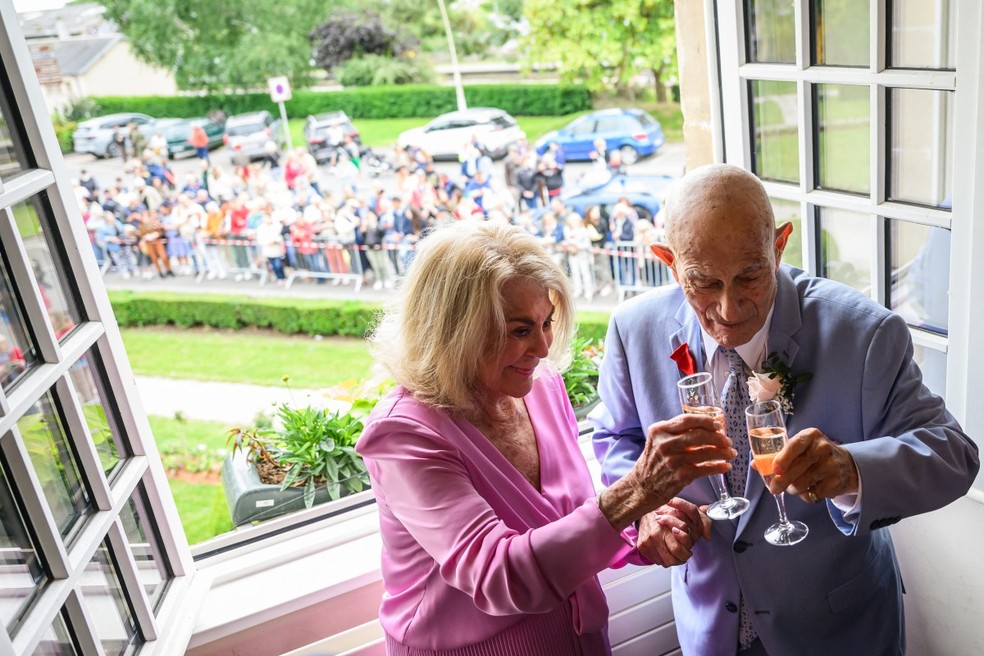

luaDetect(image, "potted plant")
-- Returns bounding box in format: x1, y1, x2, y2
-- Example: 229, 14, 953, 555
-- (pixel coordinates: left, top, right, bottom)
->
563, 336, 604, 420
221, 377, 385, 526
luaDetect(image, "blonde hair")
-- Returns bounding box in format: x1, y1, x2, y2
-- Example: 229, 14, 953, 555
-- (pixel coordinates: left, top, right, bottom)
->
369, 221, 575, 412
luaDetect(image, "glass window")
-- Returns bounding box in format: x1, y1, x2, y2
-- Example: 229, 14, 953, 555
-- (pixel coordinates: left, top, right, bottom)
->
0, 250, 36, 390
772, 199, 803, 269
569, 119, 597, 137
13, 196, 82, 337
818, 207, 873, 295
888, 88, 953, 207
746, 0, 796, 63
120, 483, 171, 609
815, 84, 870, 195
913, 345, 947, 398
751, 80, 799, 183
31, 610, 78, 655
79, 541, 140, 655
70, 348, 130, 477
0, 75, 28, 178
0, 456, 48, 633
813, 0, 870, 66
889, 220, 949, 334
890, 0, 955, 69
17, 391, 92, 540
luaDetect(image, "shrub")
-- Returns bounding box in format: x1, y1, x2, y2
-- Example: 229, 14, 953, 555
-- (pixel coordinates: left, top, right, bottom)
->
51, 117, 76, 153
336, 54, 434, 87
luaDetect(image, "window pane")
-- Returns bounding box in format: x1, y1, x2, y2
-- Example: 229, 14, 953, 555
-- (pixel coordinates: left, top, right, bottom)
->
32, 610, 78, 655
79, 542, 140, 656
913, 345, 946, 399
890, 0, 955, 69
816, 84, 870, 194
13, 196, 82, 339
0, 250, 36, 390
0, 76, 27, 177
813, 0, 870, 66
71, 348, 130, 477
0, 456, 48, 632
120, 483, 171, 608
772, 199, 803, 269
888, 88, 953, 207
889, 220, 949, 334
818, 207, 873, 295
746, 0, 796, 63
751, 80, 799, 183
17, 391, 91, 540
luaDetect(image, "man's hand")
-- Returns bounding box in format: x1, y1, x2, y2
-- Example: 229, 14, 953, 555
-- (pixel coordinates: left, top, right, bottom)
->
768, 427, 859, 504
636, 499, 712, 566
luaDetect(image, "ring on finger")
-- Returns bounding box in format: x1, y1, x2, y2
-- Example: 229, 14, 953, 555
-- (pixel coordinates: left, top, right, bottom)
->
807, 487, 819, 504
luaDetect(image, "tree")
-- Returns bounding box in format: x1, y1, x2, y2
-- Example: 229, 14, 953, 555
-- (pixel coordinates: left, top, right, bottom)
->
101, 0, 329, 92
522, 0, 677, 98
308, 9, 416, 74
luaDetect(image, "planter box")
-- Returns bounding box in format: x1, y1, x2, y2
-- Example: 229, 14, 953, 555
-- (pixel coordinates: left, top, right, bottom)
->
221, 452, 349, 526
573, 396, 601, 421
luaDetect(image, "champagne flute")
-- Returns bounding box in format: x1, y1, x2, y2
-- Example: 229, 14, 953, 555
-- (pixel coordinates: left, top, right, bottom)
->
745, 399, 809, 546
677, 372, 750, 520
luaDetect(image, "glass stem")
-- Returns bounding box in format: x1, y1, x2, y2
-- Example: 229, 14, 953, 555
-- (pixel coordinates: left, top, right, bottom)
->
710, 474, 733, 504
772, 492, 791, 527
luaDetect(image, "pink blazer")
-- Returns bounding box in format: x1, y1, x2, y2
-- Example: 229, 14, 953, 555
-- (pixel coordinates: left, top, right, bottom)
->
357, 372, 640, 654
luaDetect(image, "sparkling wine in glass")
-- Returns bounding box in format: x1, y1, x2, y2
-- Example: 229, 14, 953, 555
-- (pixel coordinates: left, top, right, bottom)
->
745, 399, 808, 546
677, 372, 750, 520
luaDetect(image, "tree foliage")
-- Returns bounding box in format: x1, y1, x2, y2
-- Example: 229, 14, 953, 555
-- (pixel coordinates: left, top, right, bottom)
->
101, 0, 329, 92
308, 9, 417, 73
523, 0, 677, 97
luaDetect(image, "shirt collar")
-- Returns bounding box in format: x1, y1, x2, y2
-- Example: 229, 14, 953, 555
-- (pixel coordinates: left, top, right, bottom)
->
700, 305, 776, 372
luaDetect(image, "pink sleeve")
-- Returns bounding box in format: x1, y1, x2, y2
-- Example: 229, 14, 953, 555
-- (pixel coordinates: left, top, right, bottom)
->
362, 417, 635, 616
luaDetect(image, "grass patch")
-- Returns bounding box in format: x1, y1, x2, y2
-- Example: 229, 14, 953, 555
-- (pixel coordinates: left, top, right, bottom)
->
167, 478, 234, 544
121, 327, 374, 389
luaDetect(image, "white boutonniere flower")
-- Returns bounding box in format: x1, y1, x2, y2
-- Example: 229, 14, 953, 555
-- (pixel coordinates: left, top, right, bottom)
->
749, 352, 813, 415
747, 371, 782, 403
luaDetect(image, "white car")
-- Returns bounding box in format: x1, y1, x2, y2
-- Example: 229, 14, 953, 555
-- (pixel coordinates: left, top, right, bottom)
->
396, 108, 526, 160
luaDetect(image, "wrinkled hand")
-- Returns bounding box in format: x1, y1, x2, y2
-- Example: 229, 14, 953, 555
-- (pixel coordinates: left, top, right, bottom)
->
629, 413, 734, 511
768, 427, 859, 503
637, 498, 712, 566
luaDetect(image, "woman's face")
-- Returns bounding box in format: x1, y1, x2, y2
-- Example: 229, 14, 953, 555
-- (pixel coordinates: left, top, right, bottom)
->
478, 276, 555, 402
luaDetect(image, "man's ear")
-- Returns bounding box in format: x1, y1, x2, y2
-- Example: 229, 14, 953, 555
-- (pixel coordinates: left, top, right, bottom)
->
650, 242, 674, 268
774, 222, 793, 263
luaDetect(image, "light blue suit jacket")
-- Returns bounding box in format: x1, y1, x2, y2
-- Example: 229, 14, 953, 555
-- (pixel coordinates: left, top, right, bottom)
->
591, 265, 979, 656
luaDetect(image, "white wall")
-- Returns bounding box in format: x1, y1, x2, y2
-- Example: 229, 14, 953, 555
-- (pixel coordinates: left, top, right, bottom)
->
80, 40, 175, 98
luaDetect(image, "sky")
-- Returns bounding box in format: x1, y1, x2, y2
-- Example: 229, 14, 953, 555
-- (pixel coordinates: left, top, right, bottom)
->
14, 0, 68, 12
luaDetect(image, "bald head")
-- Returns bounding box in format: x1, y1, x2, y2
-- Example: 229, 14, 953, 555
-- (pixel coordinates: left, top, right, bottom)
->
661, 163, 775, 253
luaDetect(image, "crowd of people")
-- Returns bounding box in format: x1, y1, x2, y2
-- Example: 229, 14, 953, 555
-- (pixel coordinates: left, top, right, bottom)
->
78, 129, 665, 299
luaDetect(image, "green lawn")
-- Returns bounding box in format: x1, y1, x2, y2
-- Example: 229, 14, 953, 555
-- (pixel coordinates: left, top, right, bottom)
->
121, 327, 375, 389
167, 479, 235, 545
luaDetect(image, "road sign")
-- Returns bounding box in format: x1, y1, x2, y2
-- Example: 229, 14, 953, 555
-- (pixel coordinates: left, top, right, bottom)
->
268, 76, 292, 103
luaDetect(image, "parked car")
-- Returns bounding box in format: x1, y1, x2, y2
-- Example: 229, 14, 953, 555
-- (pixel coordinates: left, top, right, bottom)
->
562, 172, 676, 223
396, 107, 526, 160
72, 112, 154, 158
153, 117, 225, 159
534, 108, 665, 165
223, 110, 286, 165
303, 111, 361, 163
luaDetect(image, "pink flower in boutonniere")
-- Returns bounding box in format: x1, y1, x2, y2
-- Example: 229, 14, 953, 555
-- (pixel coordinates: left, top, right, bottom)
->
670, 342, 697, 377
748, 352, 813, 414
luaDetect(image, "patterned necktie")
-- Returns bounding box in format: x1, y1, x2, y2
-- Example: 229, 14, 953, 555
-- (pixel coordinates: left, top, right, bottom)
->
720, 347, 758, 650
720, 348, 751, 498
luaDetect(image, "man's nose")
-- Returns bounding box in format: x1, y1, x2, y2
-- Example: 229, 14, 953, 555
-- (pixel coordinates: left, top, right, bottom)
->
717, 287, 743, 320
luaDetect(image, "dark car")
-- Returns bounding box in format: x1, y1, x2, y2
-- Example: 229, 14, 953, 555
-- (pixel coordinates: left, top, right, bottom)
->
224, 110, 286, 165
534, 108, 665, 165
562, 172, 676, 222
154, 117, 225, 159
303, 111, 361, 163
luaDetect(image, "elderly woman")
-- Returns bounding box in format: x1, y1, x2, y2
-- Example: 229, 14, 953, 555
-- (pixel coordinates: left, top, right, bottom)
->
358, 221, 734, 655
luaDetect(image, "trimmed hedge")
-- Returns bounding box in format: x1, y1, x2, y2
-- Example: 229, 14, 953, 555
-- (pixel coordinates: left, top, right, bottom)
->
89, 84, 592, 120
108, 291, 610, 340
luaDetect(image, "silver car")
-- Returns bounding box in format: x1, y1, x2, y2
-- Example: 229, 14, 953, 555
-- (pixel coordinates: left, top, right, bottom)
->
72, 112, 154, 158
223, 110, 287, 166
396, 107, 526, 160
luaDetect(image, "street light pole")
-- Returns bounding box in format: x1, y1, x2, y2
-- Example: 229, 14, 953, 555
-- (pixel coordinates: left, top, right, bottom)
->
437, 0, 467, 111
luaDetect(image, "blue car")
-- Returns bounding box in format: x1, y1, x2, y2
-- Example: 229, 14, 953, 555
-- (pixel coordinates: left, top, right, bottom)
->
562, 173, 676, 223
535, 108, 665, 165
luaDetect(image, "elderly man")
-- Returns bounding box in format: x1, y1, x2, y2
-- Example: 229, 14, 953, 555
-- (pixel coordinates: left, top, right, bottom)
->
591, 163, 979, 656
